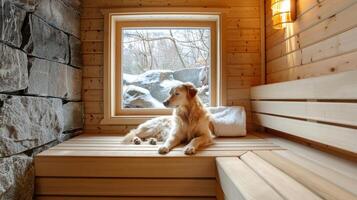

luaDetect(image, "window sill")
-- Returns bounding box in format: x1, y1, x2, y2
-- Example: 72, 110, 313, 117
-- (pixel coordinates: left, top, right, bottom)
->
100, 115, 168, 125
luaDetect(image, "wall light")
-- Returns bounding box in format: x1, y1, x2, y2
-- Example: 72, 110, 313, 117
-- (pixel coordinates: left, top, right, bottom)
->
271, 0, 296, 29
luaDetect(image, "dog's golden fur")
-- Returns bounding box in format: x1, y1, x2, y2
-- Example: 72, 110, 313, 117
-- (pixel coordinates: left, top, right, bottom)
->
123, 82, 214, 155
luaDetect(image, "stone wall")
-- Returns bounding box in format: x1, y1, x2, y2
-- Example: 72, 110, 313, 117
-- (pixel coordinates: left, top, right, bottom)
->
0, 0, 82, 199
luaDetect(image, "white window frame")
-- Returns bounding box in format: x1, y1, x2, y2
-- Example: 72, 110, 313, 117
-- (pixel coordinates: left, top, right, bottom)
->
101, 8, 224, 125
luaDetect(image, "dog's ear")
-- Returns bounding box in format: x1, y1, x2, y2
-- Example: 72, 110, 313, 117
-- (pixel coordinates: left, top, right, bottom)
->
186, 84, 198, 98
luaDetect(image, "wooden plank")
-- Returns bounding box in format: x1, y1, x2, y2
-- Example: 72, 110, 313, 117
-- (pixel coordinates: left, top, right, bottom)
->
82, 89, 103, 102
37, 149, 247, 157
82, 78, 103, 89
216, 157, 283, 200
267, 25, 357, 73
72, 134, 261, 140
60, 140, 274, 145
49, 136, 282, 150
226, 29, 261, 41
226, 18, 260, 29
226, 41, 260, 53
299, 2, 357, 49
81, 42, 103, 53
81, 8, 102, 19
82, 0, 259, 8
35, 178, 216, 196
81, 19, 104, 31
227, 77, 260, 89
49, 146, 281, 151
275, 150, 357, 196
82, 125, 135, 134
256, 134, 357, 180
227, 53, 261, 65
227, 7, 259, 18
82, 54, 103, 66
66, 139, 266, 144
267, 49, 357, 83
302, 26, 357, 64
84, 101, 103, 114
37, 197, 215, 200
227, 89, 250, 100
82, 66, 103, 78
84, 113, 103, 125
241, 152, 322, 200
251, 70, 357, 100
82, 0, 228, 7
266, 49, 301, 74
252, 101, 357, 126
35, 157, 216, 178
253, 113, 357, 154
81, 30, 104, 41
255, 151, 357, 200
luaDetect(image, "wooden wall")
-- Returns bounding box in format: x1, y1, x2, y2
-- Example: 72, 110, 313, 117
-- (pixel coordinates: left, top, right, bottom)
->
81, 0, 262, 133
265, 0, 357, 83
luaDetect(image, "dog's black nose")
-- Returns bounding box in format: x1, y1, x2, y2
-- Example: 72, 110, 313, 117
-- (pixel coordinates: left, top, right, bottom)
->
163, 101, 169, 107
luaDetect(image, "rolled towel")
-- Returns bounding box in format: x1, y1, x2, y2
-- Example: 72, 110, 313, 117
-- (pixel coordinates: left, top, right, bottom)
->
208, 106, 247, 137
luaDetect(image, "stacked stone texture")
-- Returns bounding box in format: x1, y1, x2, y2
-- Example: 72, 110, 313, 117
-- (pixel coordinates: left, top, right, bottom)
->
0, 0, 83, 199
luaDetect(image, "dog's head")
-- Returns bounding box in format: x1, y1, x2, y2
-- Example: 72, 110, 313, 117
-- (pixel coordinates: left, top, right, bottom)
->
163, 82, 198, 108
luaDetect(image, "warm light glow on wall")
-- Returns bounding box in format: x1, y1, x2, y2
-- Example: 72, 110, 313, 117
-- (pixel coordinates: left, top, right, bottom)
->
271, 0, 296, 29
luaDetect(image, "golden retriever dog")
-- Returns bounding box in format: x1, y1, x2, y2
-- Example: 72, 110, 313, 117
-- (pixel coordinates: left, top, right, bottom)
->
123, 82, 214, 155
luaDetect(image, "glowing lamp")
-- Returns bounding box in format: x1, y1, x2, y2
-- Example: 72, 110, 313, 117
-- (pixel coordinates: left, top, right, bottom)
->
271, 0, 296, 29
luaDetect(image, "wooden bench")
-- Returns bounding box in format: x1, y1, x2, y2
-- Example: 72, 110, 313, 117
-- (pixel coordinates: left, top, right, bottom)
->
216, 71, 357, 200
34, 134, 282, 199
251, 70, 357, 157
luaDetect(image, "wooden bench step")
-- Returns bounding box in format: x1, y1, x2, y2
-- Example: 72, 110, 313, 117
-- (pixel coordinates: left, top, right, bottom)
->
241, 151, 322, 200
217, 151, 357, 200
35, 134, 282, 198
216, 156, 283, 200
275, 150, 357, 196
253, 132, 357, 180
255, 151, 357, 200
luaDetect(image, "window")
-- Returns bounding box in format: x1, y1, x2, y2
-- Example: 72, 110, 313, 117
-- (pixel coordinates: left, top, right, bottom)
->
102, 10, 222, 124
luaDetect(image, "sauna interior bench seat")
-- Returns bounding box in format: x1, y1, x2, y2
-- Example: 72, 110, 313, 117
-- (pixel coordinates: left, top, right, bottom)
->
34, 132, 357, 200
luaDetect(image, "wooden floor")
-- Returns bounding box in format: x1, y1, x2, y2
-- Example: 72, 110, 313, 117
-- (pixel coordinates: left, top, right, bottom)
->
34, 133, 357, 200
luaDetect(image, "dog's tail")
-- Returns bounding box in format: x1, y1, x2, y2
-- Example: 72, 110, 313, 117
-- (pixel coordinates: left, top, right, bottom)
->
122, 129, 136, 143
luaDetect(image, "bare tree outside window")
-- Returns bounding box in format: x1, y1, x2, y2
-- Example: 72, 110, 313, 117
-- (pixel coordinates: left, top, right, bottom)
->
121, 28, 211, 109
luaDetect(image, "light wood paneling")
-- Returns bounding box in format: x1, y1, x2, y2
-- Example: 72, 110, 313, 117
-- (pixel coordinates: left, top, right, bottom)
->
81, 0, 262, 132
37, 197, 215, 200
265, 0, 357, 83
35, 178, 217, 196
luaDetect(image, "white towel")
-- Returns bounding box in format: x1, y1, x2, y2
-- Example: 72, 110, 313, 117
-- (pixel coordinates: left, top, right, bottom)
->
208, 106, 247, 137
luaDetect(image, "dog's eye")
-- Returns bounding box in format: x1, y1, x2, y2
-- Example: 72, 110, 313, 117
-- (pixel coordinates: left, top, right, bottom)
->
175, 93, 179, 96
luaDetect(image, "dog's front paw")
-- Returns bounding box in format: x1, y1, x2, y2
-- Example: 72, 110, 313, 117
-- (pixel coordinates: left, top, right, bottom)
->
148, 138, 157, 145
133, 137, 142, 145
184, 146, 196, 155
158, 146, 169, 154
